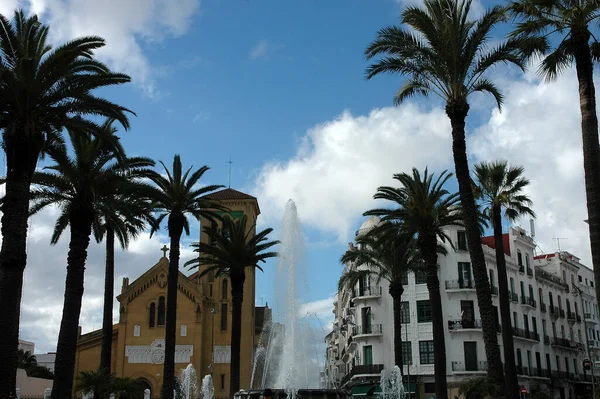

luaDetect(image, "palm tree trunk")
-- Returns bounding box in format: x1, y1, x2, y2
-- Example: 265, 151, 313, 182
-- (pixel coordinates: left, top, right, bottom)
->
162, 216, 184, 399
230, 274, 246, 398
492, 207, 519, 399
421, 236, 447, 399
446, 100, 505, 390
51, 209, 93, 399
0, 137, 40, 398
389, 281, 404, 369
100, 227, 115, 372
572, 36, 600, 317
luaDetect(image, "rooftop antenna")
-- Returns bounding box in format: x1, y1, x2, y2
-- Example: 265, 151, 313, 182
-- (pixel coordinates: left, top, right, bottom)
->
228, 157, 233, 188
553, 237, 567, 252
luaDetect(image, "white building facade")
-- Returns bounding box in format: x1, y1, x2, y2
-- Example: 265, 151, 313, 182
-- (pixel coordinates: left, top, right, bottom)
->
323, 217, 597, 399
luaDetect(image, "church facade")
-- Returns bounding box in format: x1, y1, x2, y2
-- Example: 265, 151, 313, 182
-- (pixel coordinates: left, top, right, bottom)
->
74, 189, 266, 399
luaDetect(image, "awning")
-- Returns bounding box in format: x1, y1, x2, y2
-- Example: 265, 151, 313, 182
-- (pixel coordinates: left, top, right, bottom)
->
351, 384, 381, 397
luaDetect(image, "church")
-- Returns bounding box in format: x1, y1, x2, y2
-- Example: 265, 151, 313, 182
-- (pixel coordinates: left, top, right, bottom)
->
74, 188, 270, 399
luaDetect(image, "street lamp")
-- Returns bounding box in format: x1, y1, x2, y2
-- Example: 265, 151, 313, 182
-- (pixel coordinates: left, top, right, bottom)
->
572, 283, 595, 394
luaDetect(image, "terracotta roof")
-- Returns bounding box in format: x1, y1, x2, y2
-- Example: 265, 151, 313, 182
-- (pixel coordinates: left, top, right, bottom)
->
481, 233, 511, 256
534, 253, 556, 260
202, 188, 257, 201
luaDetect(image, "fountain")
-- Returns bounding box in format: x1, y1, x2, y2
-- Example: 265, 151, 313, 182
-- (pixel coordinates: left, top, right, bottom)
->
201, 375, 214, 399
177, 364, 199, 399
380, 366, 405, 399
238, 200, 350, 399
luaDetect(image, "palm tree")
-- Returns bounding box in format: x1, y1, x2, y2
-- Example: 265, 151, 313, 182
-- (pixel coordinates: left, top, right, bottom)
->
365, 168, 463, 399
0, 10, 131, 396
75, 369, 143, 399
17, 350, 37, 370
364, 0, 525, 387
339, 224, 419, 369
144, 155, 224, 399
508, 0, 600, 333
186, 214, 279, 396
473, 160, 535, 398
29, 132, 151, 399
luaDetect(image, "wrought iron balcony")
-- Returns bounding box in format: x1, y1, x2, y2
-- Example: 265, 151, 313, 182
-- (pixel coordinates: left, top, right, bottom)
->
559, 308, 566, 318
516, 365, 529, 376
352, 323, 382, 336
526, 266, 533, 276
451, 361, 487, 372
520, 296, 536, 308
567, 311, 576, 322
540, 302, 547, 313
349, 364, 384, 377
509, 291, 519, 303
491, 285, 498, 296
445, 279, 475, 290
513, 327, 539, 341
353, 286, 382, 299
550, 337, 583, 351
448, 319, 482, 331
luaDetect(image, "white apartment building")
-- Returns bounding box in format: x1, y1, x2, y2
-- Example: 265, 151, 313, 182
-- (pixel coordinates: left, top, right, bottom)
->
323, 217, 598, 399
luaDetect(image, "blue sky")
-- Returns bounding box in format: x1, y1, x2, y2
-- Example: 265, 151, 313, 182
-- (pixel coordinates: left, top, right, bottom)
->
4, 0, 596, 353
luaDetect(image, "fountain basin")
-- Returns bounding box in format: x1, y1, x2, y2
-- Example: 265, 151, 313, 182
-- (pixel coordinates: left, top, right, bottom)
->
235, 389, 350, 399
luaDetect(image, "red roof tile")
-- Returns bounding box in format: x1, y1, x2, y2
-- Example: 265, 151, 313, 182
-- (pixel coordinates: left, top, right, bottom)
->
202, 188, 257, 201
481, 233, 511, 256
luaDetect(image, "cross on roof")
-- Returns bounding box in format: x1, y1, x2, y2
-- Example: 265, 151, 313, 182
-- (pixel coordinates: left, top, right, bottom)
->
161, 245, 169, 258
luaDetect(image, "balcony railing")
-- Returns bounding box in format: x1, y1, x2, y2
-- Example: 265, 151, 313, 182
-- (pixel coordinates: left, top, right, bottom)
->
352, 324, 383, 336
540, 302, 547, 313
448, 319, 482, 331
491, 285, 498, 296
509, 292, 519, 303
567, 311, 577, 322
451, 361, 487, 372
551, 337, 584, 351
521, 295, 536, 308
535, 268, 570, 291
530, 367, 544, 377
519, 265, 525, 274
513, 327, 539, 341
516, 365, 530, 376
445, 279, 475, 290
353, 286, 382, 298
559, 308, 566, 318
527, 266, 533, 276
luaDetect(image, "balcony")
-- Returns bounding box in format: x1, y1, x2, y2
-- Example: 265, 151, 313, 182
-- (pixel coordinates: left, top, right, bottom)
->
526, 266, 533, 277
448, 319, 482, 331
559, 308, 566, 318
445, 279, 475, 291
551, 337, 584, 351
584, 312, 597, 323
567, 311, 577, 323
588, 340, 600, 349
509, 291, 519, 303
577, 314, 582, 323
519, 265, 525, 274
516, 365, 529, 376
352, 323, 383, 337
520, 296, 536, 308
491, 285, 498, 296
353, 286, 382, 300
544, 335, 550, 345
451, 361, 487, 373
540, 302, 547, 313
530, 367, 545, 378
513, 327, 539, 342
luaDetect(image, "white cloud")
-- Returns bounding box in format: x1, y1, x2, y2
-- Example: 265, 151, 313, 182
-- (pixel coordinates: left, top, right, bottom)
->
298, 295, 336, 329
248, 40, 283, 61
8, 0, 201, 98
253, 105, 452, 242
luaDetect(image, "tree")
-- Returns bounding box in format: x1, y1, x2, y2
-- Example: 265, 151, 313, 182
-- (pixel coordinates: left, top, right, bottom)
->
17, 349, 37, 370
458, 377, 499, 399
186, 214, 279, 397
0, 10, 131, 396
473, 160, 535, 398
29, 131, 151, 399
92, 120, 156, 373
365, 168, 463, 399
339, 224, 419, 369
75, 369, 143, 399
364, 0, 525, 387
508, 0, 600, 336
144, 155, 224, 399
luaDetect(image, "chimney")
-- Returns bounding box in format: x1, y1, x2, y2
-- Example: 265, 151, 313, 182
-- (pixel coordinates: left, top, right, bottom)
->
121, 277, 129, 293
530, 219, 535, 239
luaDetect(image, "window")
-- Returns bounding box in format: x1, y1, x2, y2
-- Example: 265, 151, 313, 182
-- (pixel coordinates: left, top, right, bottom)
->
556, 355, 560, 371
401, 342, 412, 365
363, 345, 373, 365
563, 270, 567, 283
520, 281, 525, 298
539, 288, 544, 304
546, 353, 551, 371
510, 277, 515, 293
210, 221, 218, 245
457, 231, 468, 250
565, 357, 570, 373
525, 254, 530, 268
157, 296, 166, 326
221, 303, 228, 331
415, 270, 427, 285
517, 250, 523, 267
549, 292, 554, 308
542, 319, 547, 337
181, 324, 187, 337
417, 300, 432, 323
400, 302, 410, 324
400, 271, 408, 286
592, 281, 595, 288
419, 341, 435, 364
558, 295, 562, 310
220, 374, 225, 391
222, 279, 228, 300
579, 275, 583, 282
133, 324, 140, 337
529, 284, 534, 299
532, 317, 538, 335
513, 312, 518, 328
209, 284, 213, 297
458, 262, 472, 287
574, 358, 578, 374
149, 303, 156, 328
489, 269, 495, 288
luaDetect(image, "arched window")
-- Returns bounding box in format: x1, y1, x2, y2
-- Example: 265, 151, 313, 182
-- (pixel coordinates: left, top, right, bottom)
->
222, 279, 228, 300
157, 296, 166, 326
149, 303, 156, 327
